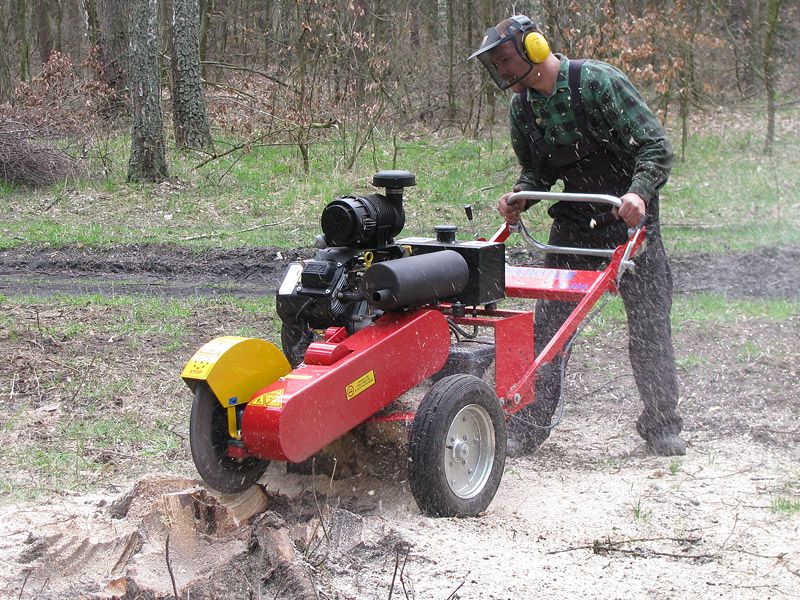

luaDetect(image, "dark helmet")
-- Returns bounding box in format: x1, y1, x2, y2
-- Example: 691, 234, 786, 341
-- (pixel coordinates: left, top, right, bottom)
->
468, 15, 546, 90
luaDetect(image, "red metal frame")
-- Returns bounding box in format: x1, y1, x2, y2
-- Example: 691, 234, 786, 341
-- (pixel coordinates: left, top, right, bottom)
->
237, 224, 645, 462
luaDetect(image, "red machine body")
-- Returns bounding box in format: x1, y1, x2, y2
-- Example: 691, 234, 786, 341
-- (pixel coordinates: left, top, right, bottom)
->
240, 222, 641, 461
184, 181, 647, 517
242, 309, 451, 462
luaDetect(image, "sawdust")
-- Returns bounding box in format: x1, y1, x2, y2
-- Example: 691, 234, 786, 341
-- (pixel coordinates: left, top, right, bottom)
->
0, 246, 798, 599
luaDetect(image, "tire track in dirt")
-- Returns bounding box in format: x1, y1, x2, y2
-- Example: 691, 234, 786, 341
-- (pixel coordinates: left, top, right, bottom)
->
1, 243, 798, 299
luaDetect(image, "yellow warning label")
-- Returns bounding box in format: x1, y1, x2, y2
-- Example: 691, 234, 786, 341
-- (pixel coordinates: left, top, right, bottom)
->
250, 388, 285, 408
182, 359, 213, 379
346, 370, 375, 400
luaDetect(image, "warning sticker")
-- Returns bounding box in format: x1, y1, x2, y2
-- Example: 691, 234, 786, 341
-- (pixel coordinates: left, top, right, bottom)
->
249, 388, 285, 408
182, 359, 213, 379
346, 370, 375, 400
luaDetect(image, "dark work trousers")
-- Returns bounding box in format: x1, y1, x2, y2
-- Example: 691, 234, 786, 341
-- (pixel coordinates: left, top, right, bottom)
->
515, 217, 684, 446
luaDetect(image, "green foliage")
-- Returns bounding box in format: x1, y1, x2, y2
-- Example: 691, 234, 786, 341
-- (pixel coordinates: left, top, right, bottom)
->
770, 496, 800, 516
2, 109, 795, 253
665, 126, 800, 252
630, 495, 652, 522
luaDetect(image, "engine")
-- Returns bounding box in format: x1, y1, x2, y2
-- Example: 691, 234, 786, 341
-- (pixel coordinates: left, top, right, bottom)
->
275, 170, 505, 366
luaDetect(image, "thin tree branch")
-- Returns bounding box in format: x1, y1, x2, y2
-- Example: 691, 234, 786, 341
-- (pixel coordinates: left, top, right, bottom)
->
180, 217, 291, 242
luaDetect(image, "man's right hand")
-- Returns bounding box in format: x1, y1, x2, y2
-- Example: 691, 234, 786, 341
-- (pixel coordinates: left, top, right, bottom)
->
497, 192, 525, 224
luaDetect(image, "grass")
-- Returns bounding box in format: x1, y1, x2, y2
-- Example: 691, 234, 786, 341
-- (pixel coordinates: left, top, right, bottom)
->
664, 121, 800, 253
0, 132, 520, 250
630, 495, 652, 522
0, 411, 184, 500
3, 107, 796, 253
770, 496, 800, 516
0, 292, 282, 502
578, 293, 799, 340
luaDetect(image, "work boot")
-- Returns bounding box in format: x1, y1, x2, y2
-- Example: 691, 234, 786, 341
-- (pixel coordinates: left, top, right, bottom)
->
645, 432, 686, 456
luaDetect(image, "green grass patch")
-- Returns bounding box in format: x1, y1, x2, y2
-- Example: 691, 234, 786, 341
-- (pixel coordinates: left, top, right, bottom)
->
770, 496, 800, 516
671, 294, 800, 322
664, 126, 800, 253
0, 412, 184, 501
577, 293, 798, 340
2, 109, 797, 254
1, 132, 520, 250
676, 353, 710, 372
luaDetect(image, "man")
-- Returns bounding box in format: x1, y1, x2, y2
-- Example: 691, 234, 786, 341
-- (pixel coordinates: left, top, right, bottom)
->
469, 15, 686, 456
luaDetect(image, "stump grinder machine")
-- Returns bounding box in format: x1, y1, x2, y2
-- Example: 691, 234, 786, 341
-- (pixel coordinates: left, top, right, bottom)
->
181, 170, 645, 517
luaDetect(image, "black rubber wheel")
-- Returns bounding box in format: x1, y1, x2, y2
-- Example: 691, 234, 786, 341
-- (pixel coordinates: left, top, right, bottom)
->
189, 382, 269, 493
280, 318, 314, 368
408, 374, 507, 517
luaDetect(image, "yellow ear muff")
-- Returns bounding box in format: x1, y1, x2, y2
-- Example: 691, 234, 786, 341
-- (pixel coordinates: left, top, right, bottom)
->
523, 31, 550, 64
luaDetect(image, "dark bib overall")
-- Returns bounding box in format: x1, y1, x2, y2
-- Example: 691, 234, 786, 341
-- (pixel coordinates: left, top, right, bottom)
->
513, 60, 682, 447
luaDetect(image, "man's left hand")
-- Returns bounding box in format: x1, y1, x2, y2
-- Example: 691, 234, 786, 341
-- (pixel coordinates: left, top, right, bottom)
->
615, 193, 646, 227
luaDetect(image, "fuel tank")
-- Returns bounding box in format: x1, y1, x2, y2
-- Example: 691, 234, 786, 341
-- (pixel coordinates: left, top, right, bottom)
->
361, 250, 469, 310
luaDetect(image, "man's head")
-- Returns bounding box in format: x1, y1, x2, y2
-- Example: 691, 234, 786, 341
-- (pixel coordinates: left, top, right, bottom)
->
468, 15, 550, 91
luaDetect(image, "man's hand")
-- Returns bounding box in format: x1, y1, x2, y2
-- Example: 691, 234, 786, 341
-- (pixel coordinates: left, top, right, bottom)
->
614, 192, 647, 227
497, 192, 525, 224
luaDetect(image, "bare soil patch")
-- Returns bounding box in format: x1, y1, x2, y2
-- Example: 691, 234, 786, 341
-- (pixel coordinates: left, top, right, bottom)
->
1, 243, 799, 299
0, 244, 798, 599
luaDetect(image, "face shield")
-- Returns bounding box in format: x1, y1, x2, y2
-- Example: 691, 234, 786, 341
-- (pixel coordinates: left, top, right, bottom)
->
468, 25, 533, 90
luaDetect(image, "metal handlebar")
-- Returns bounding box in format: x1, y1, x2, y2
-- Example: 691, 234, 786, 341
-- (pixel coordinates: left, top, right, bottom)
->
508, 190, 623, 209
511, 219, 615, 258
507, 191, 623, 259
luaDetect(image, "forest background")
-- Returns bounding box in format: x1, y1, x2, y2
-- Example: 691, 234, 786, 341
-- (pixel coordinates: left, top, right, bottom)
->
0, 0, 796, 192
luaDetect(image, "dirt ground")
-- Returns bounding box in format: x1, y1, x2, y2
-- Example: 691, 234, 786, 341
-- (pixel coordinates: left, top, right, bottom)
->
0, 243, 798, 599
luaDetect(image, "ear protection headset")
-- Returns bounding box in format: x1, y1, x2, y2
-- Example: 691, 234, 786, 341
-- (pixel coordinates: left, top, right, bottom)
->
508, 15, 550, 64
468, 14, 551, 90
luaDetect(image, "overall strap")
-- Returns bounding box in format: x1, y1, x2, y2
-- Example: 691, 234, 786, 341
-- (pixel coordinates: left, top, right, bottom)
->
547, 58, 601, 169
568, 59, 587, 126
515, 92, 549, 160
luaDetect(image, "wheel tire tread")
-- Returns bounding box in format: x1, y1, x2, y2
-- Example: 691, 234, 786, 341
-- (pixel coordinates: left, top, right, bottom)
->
409, 374, 506, 517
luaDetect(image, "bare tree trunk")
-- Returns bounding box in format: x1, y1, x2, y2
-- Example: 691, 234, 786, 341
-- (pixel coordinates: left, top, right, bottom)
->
446, 0, 455, 122
83, 0, 100, 50
100, 0, 130, 98
171, 0, 214, 151
762, 0, 783, 155
0, 7, 12, 98
199, 0, 213, 78
127, 0, 168, 182
15, 0, 29, 81
34, 0, 54, 63
53, 0, 64, 53
679, 0, 702, 161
